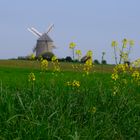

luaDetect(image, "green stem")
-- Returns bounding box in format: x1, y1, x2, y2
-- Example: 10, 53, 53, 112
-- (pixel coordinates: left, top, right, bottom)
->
127, 45, 131, 61
72, 48, 75, 60
114, 47, 118, 65
119, 47, 124, 64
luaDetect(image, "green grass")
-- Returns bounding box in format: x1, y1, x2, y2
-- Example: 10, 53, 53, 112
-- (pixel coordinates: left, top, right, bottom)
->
0, 60, 140, 139
0, 60, 114, 73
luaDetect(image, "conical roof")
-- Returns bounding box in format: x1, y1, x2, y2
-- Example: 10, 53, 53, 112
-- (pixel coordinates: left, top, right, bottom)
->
38, 33, 53, 42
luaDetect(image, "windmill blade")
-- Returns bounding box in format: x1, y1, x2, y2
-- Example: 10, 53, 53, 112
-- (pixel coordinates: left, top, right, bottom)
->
31, 27, 42, 36
27, 28, 40, 37
46, 24, 54, 34
30, 27, 42, 37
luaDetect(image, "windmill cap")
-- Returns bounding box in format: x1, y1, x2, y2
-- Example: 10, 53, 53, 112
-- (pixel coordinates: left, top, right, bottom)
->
38, 33, 53, 42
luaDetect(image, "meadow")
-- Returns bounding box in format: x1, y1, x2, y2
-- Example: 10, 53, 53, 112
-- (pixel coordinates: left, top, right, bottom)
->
0, 60, 140, 140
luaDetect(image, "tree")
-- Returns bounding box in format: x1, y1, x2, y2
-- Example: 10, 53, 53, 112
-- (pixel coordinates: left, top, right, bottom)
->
101, 52, 106, 63
65, 56, 72, 62
41, 52, 54, 61
101, 60, 107, 64
94, 59, 100, 64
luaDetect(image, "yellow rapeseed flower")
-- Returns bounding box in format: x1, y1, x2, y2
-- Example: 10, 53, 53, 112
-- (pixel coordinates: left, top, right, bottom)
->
51, 55, 57, 62
83, 58, 93, 75
72, 80, 80, 87
28, 53, 35, 60
28, 72, 35, 82
132, 58, 140, 67
75, 50, 82, 61
75, 50, 81, 55
85, 58, 92, 66
132, 71, 140, 81
113, 64, 128, 73
51, 55, 61, 72
89, 106, 96, 114
86, 50, 93, 57
129, 40, 134, 47
69, 42, 76, 49
112, 86, 118, 96
66, 80, 80, 88
41, 59, 48, 71
67, 81, 71, 86
121, 52, 128, 62
111, 41, 118, 47
111, 73, 119, 81
122, 38, 128, 48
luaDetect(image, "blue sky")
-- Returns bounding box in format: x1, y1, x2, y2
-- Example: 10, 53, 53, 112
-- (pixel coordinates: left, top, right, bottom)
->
0, 0, 140, 63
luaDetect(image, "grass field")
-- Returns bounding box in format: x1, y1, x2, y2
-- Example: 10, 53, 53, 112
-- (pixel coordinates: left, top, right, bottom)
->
0, 60, 114, 73
0, 60, 140, 139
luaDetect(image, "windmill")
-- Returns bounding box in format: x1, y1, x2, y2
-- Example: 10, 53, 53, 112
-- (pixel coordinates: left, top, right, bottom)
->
28, 24, 56, 57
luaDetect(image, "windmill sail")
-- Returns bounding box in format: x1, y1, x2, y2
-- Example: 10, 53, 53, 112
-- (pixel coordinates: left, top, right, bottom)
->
46, 24, 54, 34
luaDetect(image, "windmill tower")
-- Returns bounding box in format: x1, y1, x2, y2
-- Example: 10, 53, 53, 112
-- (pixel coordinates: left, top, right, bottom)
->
28, 24, 55, 57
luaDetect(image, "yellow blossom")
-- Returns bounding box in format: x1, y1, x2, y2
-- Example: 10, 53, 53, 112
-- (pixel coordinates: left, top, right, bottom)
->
85, 58, 92, 66
112, 86, 118, 96
51, 56, 61, 72
111, 73, 119, 81
51, 55, 57, 62
83, 58, 93, 75
129, 66, 133, 71
28, 72, 35, 82
66, 80, 80, 88
113, 64, 128, 73
132, 58, 140, 67
69, 42, 76, 49
111, 41, 118, 47
28, 53, 35, 60
67, 81, 70, 86
41, 59, 48, 71
75, 50, 81, 55
129, 40, 134, 47
122, 38, 128, 48
132, 71, 140, 81
75, 50, 82, 61
121, 52, 128, 62
89, 107, 96, 114
86, 50, 93, 57
72, 80, 80, 87
69, 42, 76, 60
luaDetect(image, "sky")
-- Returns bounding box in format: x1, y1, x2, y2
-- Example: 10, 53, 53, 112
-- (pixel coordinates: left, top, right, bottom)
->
0, 0, 140, 64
